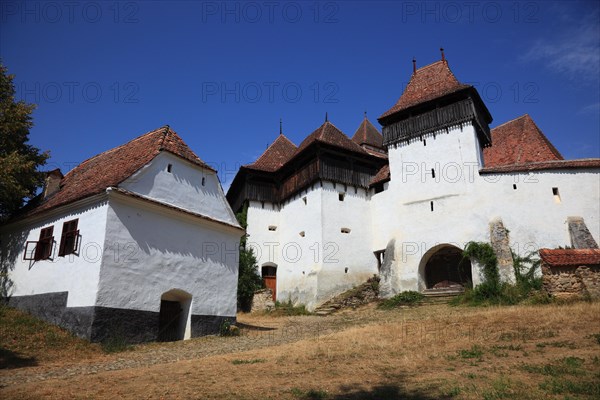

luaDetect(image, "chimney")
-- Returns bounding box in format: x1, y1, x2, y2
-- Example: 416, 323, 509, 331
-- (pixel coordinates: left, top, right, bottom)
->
43, 169, 63, 199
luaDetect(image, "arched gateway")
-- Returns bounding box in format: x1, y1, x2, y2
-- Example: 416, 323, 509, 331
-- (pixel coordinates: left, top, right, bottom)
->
419, 244, 472, 291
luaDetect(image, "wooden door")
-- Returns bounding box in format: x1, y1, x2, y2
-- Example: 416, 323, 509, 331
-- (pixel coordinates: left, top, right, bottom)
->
263, 276, 277, 301
158, 300, 182, 342
261, 266, 277, 301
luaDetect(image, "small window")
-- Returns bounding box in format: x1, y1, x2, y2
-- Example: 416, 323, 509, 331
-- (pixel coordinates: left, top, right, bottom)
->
167, 164, 173, 173
341, 227, 351, 234
513, 184, 517, 190
552, 187, 561, 203
201, 177, 205, 186
268, 225, 277, 231
299, 231, 305, 237
423, 139, 427, 146
34, 226, 54, 261
59, 219, 79, 257
344, 267, 348, 273
302, 197, 307, 205
431, 168, 435, 179
430, 201, 434, 212
339, 193, 345, 201
262, 266, 277, 278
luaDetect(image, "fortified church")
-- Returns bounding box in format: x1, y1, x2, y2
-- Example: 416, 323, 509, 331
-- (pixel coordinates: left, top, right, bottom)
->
227, 52, 600, 310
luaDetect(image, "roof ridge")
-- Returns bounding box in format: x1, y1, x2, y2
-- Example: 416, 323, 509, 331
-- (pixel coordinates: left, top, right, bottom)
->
491, 114, 529, 130
63, 126, 165, 178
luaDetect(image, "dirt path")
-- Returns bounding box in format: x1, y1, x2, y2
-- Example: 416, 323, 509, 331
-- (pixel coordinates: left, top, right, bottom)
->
0, 304, 389, 388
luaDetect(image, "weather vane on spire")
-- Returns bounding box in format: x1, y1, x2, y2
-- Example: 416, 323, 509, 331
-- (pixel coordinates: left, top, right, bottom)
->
279, 118, 282, 135
440, 47, 445, 62
412, 57, 417, 74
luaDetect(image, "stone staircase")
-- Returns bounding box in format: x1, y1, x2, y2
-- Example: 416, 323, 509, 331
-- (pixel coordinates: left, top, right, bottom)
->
314, 276, 379, 316
422, 287, 464, 304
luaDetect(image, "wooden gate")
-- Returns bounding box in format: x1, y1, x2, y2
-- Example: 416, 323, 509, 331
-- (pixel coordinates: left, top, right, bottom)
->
158, 300, 182, 342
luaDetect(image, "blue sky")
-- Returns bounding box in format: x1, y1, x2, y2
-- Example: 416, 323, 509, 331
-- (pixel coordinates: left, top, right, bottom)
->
1, 0, 599, 190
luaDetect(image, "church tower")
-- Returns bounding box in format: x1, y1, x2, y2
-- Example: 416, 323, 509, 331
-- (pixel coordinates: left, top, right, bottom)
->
377, 50, 493, 197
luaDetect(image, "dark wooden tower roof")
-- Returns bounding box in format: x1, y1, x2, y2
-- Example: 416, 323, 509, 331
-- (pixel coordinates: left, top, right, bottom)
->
352, 116, 384, 149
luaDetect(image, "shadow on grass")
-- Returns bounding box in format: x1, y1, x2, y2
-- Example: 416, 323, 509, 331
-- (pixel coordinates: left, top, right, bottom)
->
331, 384, 442, 400
0, 347, 38, 369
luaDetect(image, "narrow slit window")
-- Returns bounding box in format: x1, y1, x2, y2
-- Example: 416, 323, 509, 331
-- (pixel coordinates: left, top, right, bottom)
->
268, 225, 277, 231
339, 193, 345, 201
201, 177, 205, 186
302, 197, 307, 205
423, 139, 426, 146
513, 184, 517, 190
341, 227, 351, 234
552, 187, 561, 203
167, 164, 172, 173
430, 201, 434, 212
431, 168, 435, 179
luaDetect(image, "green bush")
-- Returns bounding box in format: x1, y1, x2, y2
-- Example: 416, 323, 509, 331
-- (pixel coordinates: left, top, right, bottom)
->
378, 291, 424, 309
236, 204, 264, 312
454, 242, 548, 306
273, 299, 311, 316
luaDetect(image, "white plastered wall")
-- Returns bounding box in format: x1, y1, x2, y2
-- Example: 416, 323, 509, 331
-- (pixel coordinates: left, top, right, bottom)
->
95, 195, 240, 318
371, 123, 600, 295
0, 200, 108, 307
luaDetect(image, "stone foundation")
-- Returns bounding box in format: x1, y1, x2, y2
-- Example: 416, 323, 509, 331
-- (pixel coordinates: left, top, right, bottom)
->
7, 291, 231, 343
542, 264, 600, 299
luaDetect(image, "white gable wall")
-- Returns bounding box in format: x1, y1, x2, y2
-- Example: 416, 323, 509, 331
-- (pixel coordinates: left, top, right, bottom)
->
96, 195, 239, 318
121, 152, 238, 226
1, 199, 108, 307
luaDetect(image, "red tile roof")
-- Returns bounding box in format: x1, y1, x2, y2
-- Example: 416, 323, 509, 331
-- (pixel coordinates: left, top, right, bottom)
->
297, 121, 368, 155
380, 60, 470, 119
539, 249, 600, 267
480, 158, 600, 173
370, 164, 390, 186
23, 126, 213, 217
352, 117, 383, 148
484, 114, 563, 167
246, 134, 297, 172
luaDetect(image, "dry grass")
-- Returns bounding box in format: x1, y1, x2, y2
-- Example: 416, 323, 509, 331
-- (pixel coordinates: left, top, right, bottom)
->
1, 301, 599, 399
0, 305, 102, 369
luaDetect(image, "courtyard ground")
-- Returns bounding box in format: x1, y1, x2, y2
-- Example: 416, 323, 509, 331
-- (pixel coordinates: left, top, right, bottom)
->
1, 301, 599, 399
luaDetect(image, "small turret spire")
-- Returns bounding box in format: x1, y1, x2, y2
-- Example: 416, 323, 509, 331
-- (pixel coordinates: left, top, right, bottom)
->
412, 57, 417, 74
364, 111, 367, 119
279, 118, 282, 135
325, 112, 328, 122
440, 47, 445, 62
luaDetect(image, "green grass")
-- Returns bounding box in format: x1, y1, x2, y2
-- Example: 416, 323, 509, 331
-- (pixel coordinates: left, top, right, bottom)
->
231, 358, 266, 365
458, 345, 484, 361
378, 291, 424, 309
272, 300, 311, 316
520, 356, 584, 377
290, 388, 329, 399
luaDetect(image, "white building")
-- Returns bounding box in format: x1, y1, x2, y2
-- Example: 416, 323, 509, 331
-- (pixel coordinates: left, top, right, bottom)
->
227, 55, 600, 310
1, 126, 243, 342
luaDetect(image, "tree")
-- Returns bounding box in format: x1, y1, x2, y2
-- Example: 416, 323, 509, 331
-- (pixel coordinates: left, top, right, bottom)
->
0, 62, 49, 219
236, 203, 263, 311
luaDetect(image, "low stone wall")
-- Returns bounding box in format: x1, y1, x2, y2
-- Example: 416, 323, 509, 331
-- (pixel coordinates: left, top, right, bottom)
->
539, 248, 600, 299
542, 264, 600, 299
251, 289, 275, 313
